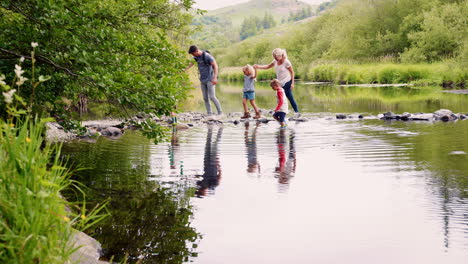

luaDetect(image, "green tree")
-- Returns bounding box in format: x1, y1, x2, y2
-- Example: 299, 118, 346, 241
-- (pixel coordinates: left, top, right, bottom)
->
240, 16, 263, 40
0, 0, 196, 120
262, 13, 276, 29
215, 0, 467, 83
401, 2, 468, 62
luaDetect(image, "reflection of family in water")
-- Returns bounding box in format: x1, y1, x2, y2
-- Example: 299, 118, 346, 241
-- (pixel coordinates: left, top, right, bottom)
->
244, 122, 260, 174
196, 125, 223, 197
169, 126, 183, 175
244, 123, 296, 183
275, 128, 296, 185
191, 122, 297, 197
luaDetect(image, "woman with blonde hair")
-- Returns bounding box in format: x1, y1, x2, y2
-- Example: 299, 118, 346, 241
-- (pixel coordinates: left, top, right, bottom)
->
254, 48, 300, 118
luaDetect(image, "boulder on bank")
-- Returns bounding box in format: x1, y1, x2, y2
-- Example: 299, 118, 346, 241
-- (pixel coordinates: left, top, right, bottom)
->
98, 127, 123, 137
69, 231, 108, 264
433, 109, 458, 121
379, 109, 466, 122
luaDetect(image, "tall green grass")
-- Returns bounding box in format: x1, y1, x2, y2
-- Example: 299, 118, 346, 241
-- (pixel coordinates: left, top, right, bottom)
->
303, 63, 466, 87
0, 43, 106, 263
220, 63, 466, 87
0, 117, 106, 263
220, 67, 277, 82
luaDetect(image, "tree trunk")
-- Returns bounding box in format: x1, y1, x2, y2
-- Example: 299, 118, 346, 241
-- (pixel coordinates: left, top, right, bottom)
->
78, 93, 88, 115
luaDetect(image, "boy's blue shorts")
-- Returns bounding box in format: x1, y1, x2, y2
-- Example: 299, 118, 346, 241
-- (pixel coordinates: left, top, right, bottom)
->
243, 91, 255, 100
273, 112, 286, 122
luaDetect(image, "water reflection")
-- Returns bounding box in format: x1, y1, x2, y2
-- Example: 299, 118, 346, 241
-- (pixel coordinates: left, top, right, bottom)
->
338, 120, 468, 254
169, 126, 184, 175
274, 128, 296, 188
61, 82, 468, 263
60, 117, 468, 263
196, 125, 223, 197
244, 122, 261, 174
60, 134, 200, 264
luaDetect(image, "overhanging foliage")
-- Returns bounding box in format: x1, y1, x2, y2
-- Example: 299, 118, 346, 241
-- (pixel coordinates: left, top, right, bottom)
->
0, 0, 197, 117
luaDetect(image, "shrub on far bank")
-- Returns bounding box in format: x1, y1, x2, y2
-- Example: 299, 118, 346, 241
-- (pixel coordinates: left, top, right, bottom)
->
219, 67, 276, 82
304, 63, 466, 87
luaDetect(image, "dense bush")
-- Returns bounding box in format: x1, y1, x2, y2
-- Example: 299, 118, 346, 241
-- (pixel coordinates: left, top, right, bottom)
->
0, 0, 197, 119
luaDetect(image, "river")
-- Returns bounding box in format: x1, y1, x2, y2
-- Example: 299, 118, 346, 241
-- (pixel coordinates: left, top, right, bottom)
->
61, 82, 468, 263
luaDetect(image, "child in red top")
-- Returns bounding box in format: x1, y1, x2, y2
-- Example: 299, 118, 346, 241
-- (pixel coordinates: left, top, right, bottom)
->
270, 79, 289, 128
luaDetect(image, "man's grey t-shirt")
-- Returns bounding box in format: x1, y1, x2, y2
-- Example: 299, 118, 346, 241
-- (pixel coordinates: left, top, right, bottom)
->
194, 52, 215, 83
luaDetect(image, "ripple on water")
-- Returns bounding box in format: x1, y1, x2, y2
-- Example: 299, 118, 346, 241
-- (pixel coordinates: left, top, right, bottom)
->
60, 118, 468, 264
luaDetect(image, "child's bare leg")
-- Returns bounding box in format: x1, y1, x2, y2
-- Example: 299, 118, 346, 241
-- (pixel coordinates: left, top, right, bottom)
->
242, 98, 248, 113
249, 99, 259, 113
241, 98, 251, 118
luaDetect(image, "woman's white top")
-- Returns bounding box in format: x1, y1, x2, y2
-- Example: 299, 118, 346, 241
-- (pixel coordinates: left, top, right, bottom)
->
274, 59, 292, 86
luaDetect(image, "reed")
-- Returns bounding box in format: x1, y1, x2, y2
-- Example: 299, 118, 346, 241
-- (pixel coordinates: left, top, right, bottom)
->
0, 117, 107, 263
0, 118, 71, 263
0, 55, 107, 262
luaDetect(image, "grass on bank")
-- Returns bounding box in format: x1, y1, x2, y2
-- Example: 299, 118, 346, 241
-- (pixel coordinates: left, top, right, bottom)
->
306, 62, 467, 87
0, 117, 106, 263
220, 67, 276, 82
219, 63, 467, 87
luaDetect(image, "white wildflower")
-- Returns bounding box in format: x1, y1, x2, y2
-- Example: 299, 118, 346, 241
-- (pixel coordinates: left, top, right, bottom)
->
14, 64, 24, 78
3, 89, 16, 104
0, 75, 5, 86
16, 76, 28, 86
20, 57, 25, 63
31, 42, 38, 48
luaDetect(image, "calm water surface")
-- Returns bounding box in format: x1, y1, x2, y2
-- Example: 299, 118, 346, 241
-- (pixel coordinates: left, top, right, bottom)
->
62, 83, 468, 263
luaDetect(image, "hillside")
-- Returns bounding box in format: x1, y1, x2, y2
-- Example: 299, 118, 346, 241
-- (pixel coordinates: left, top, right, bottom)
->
190, 0, 320, 49
208, 0, 312, 26
213, 0, 467, 87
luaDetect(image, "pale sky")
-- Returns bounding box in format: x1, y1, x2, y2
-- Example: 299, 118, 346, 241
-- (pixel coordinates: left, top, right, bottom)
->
193, 0, 328, 10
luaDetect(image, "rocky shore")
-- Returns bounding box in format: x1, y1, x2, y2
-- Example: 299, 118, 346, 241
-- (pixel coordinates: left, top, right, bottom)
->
46, 109, 468, 143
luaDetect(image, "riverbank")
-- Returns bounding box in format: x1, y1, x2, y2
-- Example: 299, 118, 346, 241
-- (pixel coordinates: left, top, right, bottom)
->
45, 109, 468, 142
219, 62, 467, 87
0, 118, 107, 264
